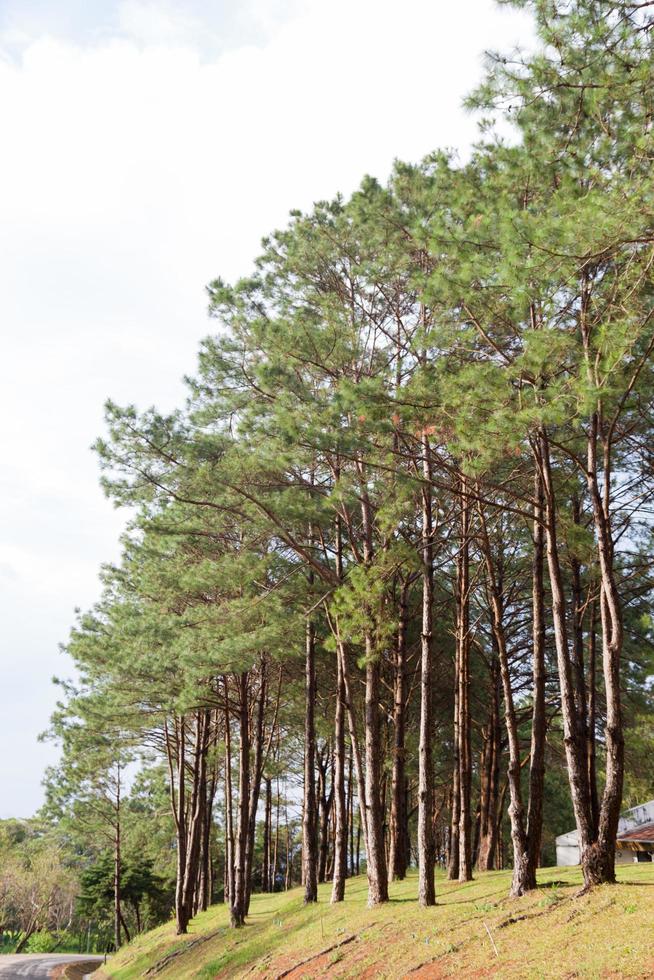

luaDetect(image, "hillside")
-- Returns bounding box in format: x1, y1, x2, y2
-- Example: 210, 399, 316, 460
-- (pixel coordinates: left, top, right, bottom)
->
95, 865, 654, 979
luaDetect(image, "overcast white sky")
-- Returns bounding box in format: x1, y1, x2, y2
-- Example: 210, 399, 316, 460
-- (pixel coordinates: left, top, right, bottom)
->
0, 0, 534, 817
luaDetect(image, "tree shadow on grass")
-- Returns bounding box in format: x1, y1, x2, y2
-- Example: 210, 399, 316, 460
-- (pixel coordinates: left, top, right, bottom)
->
391, 885, 509, 906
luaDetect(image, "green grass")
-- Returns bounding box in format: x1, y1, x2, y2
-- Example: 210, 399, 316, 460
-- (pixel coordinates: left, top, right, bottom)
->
96, 864, 654, 978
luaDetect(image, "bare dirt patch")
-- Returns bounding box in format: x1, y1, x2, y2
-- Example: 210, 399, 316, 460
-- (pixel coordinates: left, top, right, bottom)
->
262, 934, 357, 978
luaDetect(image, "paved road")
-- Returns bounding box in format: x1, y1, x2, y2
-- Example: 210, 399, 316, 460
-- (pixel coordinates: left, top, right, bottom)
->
0, 955, 104, 979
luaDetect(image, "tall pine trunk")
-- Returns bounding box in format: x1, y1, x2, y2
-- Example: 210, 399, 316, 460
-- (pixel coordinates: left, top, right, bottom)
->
448, 700, 461, 879
360, 483, 389, 906
587, 601, 600, 836
535, 431, 595, 884
584, 412, 624, 885
418, 437, 435, 906
262, 777, 272, 892
457, 478, 473, 882
114, 764, 122, 950
527, 473, 547, 881
364, 644, 389, 904
245, 660, 267, 914
478, 503, 530, 896
167, 718, 190, 936
303, 618, 319, 903
477, 659, 500, 872
318, 747, 334, 883
389, 579, 409, 882
231, 672, 250, 927
331, 512, 349, 903
223, 677, 235, 906
331, 655, 348, 901
182, 711, 209, 923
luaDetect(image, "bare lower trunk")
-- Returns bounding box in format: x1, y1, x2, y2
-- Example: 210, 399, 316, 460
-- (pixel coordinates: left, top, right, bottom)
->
570, 495, 589, 744
231, 673, 250, 928
535, 431, 595, 881
477, 662, 500, 872
336, 635, 369, 848
223, 677, 235, 906
448, 713, 461, 879
348, 750, 356, 876
587, 601, 600, 836
114, 767, 122, 949
182, 712, 209, 922
527, 474, 546, 881
285, 806, 292, 889
457, 478, 473, 882
584, 414, 624, 885
263, 777, 272, 892
364, 645, 389, 905
169, 718, 189, 935
317, 746, 333, 884
418, 441, 435, 906
359, 480, 389, 906
389, 580, 409, 882
245, 660, 268, 915
478, 503, 530, 896
197, 757, 217, 913
303, 618, 319, 903
272, 776, 280, 892
495, 780, 509, 870
330, 515, 370, 865
331, 654, 347, 902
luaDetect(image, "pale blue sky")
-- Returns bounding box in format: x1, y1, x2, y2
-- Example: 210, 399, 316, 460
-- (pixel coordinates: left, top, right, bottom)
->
0, 0, 533, 817
0, 0, 295, 53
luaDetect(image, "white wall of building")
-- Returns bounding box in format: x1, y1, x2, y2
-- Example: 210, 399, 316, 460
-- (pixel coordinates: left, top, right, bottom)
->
555, 799, 654, 867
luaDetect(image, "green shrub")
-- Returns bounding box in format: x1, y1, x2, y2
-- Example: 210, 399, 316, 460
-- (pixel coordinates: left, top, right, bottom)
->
25, 930, 62, 953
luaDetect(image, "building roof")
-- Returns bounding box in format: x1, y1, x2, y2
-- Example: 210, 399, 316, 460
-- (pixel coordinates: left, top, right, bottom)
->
618, 821, 654, 844
556, 799, 654, 847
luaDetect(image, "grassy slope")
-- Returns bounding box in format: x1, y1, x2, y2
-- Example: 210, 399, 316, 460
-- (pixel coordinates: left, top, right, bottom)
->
97, 864, 654, 979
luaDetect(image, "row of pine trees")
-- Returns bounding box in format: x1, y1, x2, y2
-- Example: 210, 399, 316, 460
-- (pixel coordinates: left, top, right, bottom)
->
49, 0, 654, 947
